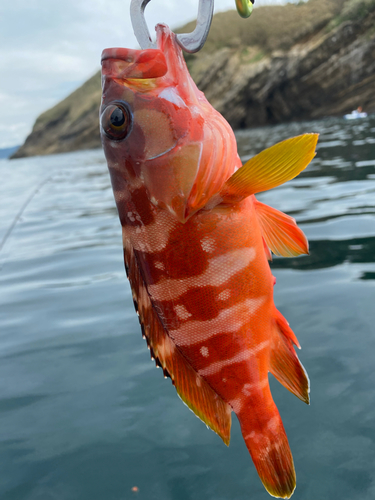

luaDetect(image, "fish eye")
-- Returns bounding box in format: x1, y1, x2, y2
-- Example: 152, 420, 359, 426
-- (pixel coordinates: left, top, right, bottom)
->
101, 102, 132, 141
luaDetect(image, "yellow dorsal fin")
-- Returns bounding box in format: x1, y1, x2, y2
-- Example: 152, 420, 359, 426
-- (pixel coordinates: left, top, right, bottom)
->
219, 134, 318, 204
254, 199, 309, 257
123, 235, 232, 445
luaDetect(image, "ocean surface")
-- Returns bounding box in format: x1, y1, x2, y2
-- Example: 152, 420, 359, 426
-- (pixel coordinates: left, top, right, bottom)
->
1, 115, 375, 500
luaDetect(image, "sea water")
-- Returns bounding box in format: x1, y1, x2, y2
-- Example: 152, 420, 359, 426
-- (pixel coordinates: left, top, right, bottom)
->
1, 115, 375, 500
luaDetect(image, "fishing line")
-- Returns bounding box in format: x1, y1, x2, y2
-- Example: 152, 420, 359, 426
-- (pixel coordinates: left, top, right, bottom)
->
0, 175, 53, 255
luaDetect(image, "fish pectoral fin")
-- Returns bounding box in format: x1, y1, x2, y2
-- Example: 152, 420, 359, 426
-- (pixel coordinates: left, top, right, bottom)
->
270, 309, 310, 404
123, 237, 232, 445
219, 134, 318, 204
254, 199, 309, 257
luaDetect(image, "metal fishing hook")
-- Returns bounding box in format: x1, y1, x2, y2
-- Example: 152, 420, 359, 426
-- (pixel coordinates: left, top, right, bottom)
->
130, 0, 214, 54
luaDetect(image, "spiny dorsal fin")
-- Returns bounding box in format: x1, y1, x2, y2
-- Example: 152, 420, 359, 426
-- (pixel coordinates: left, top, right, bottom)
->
219, 134, 318, 204
254, 199, 309, 257
270, 309, 310, 405
123, 235, 232, 444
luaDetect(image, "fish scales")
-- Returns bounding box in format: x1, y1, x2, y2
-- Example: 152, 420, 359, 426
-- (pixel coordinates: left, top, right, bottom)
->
100, 23, 317, 498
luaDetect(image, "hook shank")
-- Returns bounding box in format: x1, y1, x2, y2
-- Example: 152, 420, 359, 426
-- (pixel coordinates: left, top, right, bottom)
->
130, 0, 156, 49
176, 0, 214, 54
130, 0, 214, 53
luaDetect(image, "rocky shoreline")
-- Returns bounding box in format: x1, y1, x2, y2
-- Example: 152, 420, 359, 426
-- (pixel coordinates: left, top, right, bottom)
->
198, 16, 375, 129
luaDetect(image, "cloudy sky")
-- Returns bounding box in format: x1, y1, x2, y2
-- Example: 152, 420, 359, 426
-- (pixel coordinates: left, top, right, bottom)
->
0, 0, 283, 149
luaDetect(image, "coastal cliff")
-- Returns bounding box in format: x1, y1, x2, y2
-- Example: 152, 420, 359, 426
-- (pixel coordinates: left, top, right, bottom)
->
12, 0, 375, 158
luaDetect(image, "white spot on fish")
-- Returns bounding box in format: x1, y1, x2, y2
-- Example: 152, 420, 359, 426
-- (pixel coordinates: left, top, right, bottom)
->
242, 378, 268, 396
124, 212, 175, 253
127, 211, 136, 222
200, 346, 209, 357
201, 236, 215, 253
154, 261, 165, 271
198, 349, 251, 377
174, 304, 192, 321
228, 396, 244, 413
190, 105, 200, 116
245, 432, 266, 446
217, 289, 231, 301
267, 416, 279, 431
114, 188, 131, 203
159, 87, 187, 108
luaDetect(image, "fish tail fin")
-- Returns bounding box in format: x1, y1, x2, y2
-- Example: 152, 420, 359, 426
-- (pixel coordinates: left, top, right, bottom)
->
270, 309, 310, 404
238, 397, 296, 498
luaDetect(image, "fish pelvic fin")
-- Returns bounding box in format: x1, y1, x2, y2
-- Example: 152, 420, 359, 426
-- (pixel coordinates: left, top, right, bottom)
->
218, 134, 318, 204
270, 309, 310, 405
238, 394, 296, 498
123, 236, 232, 444
254, 199, 308, 257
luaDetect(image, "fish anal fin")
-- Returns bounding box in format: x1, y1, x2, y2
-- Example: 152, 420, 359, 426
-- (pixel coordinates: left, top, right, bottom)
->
219, 134, 318, 204
270, 310, 310, 404
255, 199, 308, 257
123, 236, 232, 445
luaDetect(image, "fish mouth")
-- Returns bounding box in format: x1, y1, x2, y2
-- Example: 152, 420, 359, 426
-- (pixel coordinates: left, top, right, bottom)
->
101, 47, 168, 80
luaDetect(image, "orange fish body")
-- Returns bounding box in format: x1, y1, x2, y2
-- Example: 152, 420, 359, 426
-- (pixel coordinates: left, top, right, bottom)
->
100, 24, 317, 498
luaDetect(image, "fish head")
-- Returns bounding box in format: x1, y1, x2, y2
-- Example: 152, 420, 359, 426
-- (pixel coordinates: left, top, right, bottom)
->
101, 24, 241, 222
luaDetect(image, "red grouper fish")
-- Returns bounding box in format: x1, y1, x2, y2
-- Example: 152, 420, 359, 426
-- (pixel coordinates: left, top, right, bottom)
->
100, 23, 318, 498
